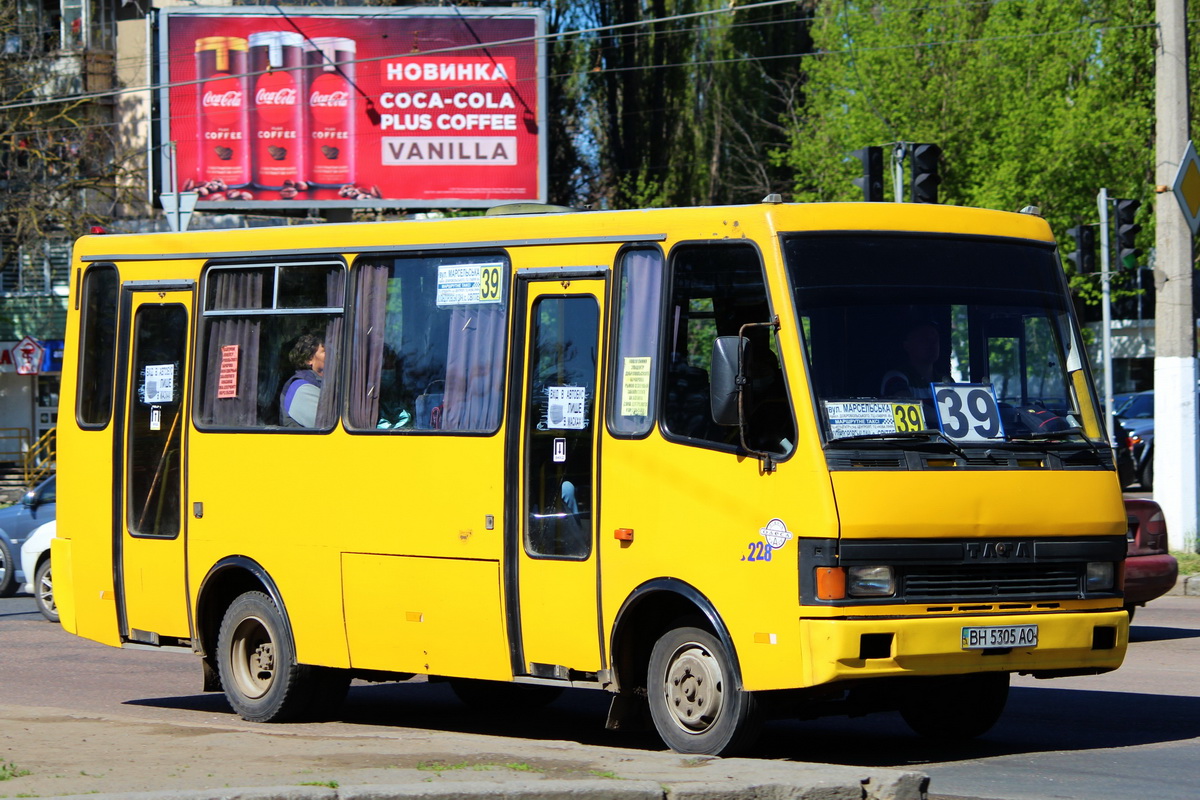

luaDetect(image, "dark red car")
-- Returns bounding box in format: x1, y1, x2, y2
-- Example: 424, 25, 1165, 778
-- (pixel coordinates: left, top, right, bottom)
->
1123, 498, 1178, 618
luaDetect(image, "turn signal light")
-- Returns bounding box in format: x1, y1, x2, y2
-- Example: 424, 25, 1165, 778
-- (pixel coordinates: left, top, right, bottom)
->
614, 528, 634, 541
816, 567, 846, 600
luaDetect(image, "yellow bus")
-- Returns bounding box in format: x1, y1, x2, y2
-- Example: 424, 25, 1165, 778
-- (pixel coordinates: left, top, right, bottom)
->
56, 200, 1129, 755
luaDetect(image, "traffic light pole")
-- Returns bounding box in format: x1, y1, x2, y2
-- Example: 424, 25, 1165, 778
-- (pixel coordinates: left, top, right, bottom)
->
1097, 188, 1115, 443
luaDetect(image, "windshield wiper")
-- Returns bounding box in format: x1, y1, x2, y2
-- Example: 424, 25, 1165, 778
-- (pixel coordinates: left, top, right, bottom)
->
828, 430, 967, 457
1007, 426, 1085, 440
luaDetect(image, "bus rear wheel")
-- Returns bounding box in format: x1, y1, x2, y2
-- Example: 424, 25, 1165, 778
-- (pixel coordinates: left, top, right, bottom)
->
899, 672, 1010, 740
647, 626, 760, 755
217, 591, 338, 723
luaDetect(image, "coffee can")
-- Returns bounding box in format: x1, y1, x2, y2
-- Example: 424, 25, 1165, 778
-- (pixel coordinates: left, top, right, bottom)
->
195, 36, 250, 189
304, 37, 356, 189
250, 31, 306, 190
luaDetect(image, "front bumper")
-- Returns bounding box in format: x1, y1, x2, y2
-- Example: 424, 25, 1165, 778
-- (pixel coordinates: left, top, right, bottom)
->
799, 609, 1128, 687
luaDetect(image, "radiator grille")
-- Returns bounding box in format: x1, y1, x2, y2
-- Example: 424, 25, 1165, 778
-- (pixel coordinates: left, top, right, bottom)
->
902, 564, 1083, 600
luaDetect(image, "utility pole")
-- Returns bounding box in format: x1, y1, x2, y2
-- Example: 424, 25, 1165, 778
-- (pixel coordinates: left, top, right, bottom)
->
1098, 188, 1115, 440
1154, 0, 1196, 552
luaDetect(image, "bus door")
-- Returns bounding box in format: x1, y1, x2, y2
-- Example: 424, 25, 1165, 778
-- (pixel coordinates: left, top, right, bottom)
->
115, 283, 193, 644
507, 271, 606, 678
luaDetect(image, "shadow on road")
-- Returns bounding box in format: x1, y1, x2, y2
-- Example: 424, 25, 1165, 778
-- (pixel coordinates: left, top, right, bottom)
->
1129, 624, 1200, 643
125, 673, 1200, 767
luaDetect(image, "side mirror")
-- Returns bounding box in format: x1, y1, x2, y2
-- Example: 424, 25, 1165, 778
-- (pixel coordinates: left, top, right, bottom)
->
21, 490, 37, 509
710, 336, 748, 426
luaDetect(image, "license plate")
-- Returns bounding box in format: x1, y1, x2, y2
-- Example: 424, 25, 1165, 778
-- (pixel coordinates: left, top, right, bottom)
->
961, 624, 1038, 650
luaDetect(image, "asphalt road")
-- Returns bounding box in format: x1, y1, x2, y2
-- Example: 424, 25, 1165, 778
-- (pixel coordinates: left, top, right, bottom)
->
1, 591, 1197, 800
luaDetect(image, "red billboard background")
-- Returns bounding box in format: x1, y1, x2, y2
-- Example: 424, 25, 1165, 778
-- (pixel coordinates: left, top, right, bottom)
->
160, 8, 545, 209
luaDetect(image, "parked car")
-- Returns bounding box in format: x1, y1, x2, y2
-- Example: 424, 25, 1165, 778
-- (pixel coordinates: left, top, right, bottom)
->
20, 520, 57, 622
0, 474, 56, 597
1115, 391, 1154, 490
1123, 498, 1178, 619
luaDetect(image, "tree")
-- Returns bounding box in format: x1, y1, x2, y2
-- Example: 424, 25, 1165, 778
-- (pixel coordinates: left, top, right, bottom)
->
548, 0, 814, 208
777, 2, 1153, 220
0, 1, 142, 273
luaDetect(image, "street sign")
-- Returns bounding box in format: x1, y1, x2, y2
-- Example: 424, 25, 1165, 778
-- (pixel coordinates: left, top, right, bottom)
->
11, 336, 44, 375
160, 191, 199, 232
1171, 139, 1200, 235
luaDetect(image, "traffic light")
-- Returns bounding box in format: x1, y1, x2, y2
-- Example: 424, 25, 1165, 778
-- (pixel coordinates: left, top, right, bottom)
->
851, 146, 884, 202
910, 143, 941, 204
1066, 224, 1096, 273
1114, 198, 1141, 268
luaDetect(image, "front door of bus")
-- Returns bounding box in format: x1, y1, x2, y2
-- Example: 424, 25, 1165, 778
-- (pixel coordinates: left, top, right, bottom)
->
117, 286, 192, 643
512, 274, 605, 676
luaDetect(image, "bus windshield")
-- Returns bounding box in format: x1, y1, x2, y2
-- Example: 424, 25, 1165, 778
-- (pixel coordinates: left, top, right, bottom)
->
784, 233, 1100, 447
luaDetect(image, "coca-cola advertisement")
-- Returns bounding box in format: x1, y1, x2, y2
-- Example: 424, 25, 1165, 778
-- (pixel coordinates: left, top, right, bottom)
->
158, 7, 546, 209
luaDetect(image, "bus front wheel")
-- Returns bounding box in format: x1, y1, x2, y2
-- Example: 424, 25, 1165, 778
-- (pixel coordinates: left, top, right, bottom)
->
900, 672, 1010, 740
217, 591, 317, 723
647, 626, 760, 755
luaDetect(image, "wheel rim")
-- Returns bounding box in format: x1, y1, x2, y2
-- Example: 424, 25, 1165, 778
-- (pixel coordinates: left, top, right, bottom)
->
662, 641, 725, 735
229, 614, 276, 700
37, 568, 53, 613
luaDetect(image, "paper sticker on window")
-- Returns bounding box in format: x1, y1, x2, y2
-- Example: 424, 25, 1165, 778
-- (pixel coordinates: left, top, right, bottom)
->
217, 345, 239, 399
547, 386, 586, 429
143, 364, 176, 404
824, 401, 900, 438
436, 262, 504, 307
620, 356, 651, 416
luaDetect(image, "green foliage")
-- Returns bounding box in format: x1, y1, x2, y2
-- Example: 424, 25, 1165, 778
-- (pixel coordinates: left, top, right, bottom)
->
548, 1, 812, 208
0, 761, 31, 781
776, 0, 1158, 304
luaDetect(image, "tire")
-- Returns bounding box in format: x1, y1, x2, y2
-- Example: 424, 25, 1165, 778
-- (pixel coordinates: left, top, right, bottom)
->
449, 678, 563, 712
216, 591, 331, 723
0, 537, 15, 598
34, 557, 58, 623
900, 672, 1009, 740
647, 626, 760, 755
1124, 604, 1137, 622
1141, 455, 1153, 492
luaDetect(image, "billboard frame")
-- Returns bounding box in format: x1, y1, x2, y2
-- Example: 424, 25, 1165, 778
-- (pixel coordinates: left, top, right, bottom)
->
154, 5, 547, 211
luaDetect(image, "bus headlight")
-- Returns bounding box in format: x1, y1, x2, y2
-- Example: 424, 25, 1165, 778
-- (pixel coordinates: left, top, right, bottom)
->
847, 565, 895, 597
1086, 561, 1115, 591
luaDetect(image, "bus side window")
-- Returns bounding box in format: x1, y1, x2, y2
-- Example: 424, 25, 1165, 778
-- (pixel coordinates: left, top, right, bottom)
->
346, 253, 508, 434
662, 243, 791, 453
195, 262, 345, 430
608, 247, 663, 437
77, 265, 119, 427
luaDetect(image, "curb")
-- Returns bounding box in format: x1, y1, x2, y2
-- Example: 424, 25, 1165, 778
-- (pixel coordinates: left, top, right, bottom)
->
29, 770, 930, 800
1168, 572, 1200, 596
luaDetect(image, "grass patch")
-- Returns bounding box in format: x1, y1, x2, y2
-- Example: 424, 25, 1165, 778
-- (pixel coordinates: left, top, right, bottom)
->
0, 762, 31, 781
589, 769, 620, 779
299, 780, 339, 789
416, 761, 542, 777
1173, 550, 1200, 575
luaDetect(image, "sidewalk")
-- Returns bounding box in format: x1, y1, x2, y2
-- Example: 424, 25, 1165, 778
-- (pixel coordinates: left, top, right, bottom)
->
0, 704, 927, 800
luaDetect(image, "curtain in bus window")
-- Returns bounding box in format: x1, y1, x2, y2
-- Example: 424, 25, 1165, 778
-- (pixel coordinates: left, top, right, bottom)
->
350, 263, 388, 428
612, 249, 663, 435
201, 271, 263, 426
315, 268, 347, 428
443, 304, 505, 431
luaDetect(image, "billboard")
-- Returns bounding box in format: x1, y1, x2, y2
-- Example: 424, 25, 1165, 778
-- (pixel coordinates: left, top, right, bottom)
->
157, 6, 546, 210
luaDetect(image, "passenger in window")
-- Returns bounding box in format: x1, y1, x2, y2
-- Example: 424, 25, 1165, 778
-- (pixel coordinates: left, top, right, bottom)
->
280, 334, 326, 427
880, 320, 949, 401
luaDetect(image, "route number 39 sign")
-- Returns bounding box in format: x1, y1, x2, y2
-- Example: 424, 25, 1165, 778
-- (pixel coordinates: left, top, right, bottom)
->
932, 383, 1006, 442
